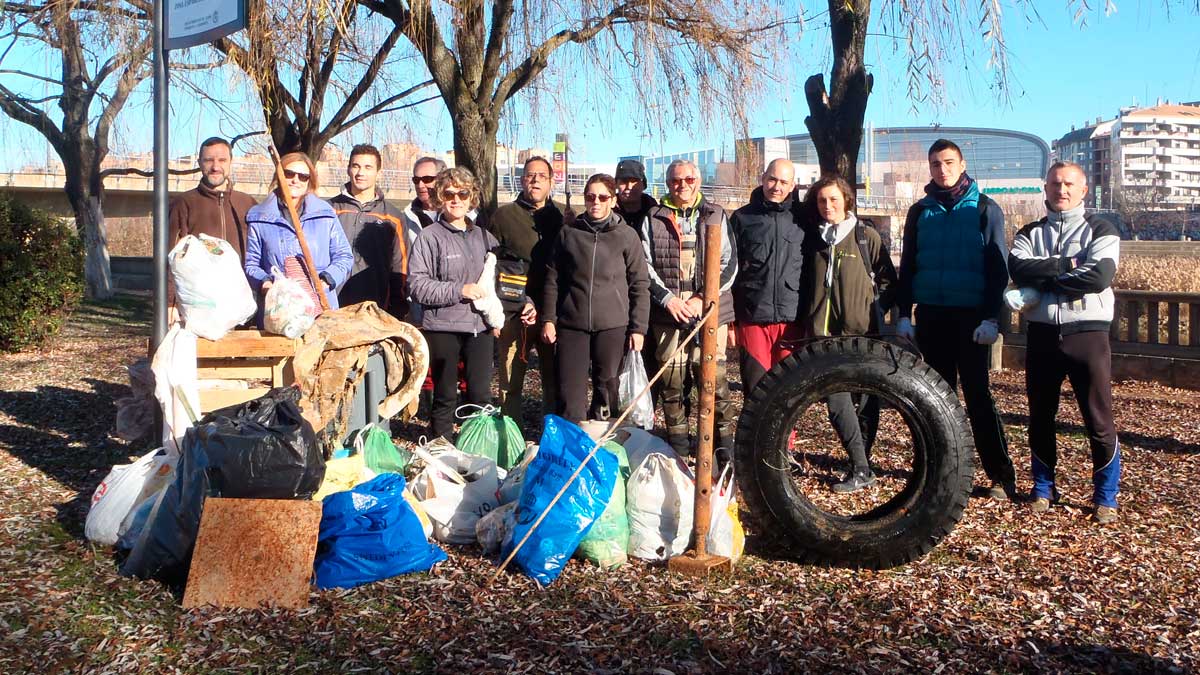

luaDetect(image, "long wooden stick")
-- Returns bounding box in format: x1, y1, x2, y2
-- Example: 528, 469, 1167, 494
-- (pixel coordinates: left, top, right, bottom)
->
482, 304, 717, 591
268, 146, 330, 311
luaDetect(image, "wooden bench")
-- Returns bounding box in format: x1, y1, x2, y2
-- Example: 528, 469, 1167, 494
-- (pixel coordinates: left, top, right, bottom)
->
195, 330, 300, 414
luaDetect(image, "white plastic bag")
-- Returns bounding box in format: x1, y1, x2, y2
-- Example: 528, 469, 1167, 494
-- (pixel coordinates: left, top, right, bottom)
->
496, 444, 539, 505
410, 448, 502, 545
85, 448, 177, 546
626, 453, 695, 561
1004, 286, 1042, 312
616, 427, 677, 474
707, 465, 744, 562
169, 234, 257, 340
263, 266, 317, 338
475, 501, 517, 555
473, 252, 505, 330
618, 350, 654, 430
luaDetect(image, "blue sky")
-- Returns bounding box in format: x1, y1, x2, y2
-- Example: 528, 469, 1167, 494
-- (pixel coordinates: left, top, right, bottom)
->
1, 3, 1198, 172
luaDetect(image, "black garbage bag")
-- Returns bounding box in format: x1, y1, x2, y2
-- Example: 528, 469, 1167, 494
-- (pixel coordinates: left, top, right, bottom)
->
120, 387, 326, 581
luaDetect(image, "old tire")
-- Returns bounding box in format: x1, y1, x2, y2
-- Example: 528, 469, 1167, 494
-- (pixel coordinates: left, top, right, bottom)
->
735, 336, 973, 569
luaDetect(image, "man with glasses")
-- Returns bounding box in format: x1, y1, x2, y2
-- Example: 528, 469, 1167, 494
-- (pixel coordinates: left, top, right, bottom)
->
640, 159, 738, 455
488, 156, 572, 427
330, 144, 417, 319
730, 158, 805, 396
402, 156, 445, 232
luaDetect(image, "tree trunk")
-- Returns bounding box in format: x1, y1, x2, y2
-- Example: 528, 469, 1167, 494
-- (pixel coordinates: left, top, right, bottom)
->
452, 106, 500, 214
70, 190, 113, 300
803, 0, 873, 190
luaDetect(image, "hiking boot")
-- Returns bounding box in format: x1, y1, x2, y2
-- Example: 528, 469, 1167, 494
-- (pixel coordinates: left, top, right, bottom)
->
668, 433, 691, 458
1092, 505, 1119, 525
831, 469, 876, 494
985, 481, 1020, 501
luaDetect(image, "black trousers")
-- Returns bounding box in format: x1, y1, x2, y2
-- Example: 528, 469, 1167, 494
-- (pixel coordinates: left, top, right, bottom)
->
1025, 323, 1120, 506
827, 393, 869, 473
915, 304, 1016, 485
424, 330, 495, 440
556, 326, 626, 424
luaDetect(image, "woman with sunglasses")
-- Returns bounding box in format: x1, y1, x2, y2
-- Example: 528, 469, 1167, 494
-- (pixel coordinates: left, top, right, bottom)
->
407, 167, 500, 441
541, 173, 650, 423
244, 152, 353, 315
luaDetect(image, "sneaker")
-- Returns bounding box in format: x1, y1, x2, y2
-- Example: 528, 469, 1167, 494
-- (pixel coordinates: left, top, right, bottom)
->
831, 470, 876, 494
1030, 497, 1052, 513
1092, 505, 1119, 525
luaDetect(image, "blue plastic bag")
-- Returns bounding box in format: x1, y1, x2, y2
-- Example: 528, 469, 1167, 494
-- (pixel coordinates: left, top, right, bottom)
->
501, 415, 618, 586
314, 474, 447, 589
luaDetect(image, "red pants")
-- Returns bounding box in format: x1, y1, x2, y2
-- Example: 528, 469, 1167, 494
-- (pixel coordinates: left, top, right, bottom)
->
737, 322, 805, 396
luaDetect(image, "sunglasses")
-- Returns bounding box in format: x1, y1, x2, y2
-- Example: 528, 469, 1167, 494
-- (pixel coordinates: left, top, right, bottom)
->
283, 169, 311, 182
584, 193, 612, 203
412, 175, 437, 185
667, 176, 698, 186
441, 189, 471, 201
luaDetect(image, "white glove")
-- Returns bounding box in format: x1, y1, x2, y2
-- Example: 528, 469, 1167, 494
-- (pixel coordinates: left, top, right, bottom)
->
473, 253, 506, 329
972, 319, 999, 345
896, 317, 915, 341
1004, 286, 1041, 312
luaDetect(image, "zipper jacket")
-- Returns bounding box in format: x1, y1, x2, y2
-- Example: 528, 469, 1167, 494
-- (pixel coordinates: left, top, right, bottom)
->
329, 186, 417, 316
407, 214, 498, 334
244, 192, 353, 309
542, 212, 650, 335
801, 215, 897, 337
1009, 202, 1120, 334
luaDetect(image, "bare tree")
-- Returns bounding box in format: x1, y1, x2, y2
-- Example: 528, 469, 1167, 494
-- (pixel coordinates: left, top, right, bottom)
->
211, 0, 436, 159
360, 0, 795, 210
0, 0, 156, 299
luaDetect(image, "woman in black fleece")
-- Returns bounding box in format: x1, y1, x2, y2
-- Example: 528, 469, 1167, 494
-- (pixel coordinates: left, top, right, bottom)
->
541, 174, 651, 423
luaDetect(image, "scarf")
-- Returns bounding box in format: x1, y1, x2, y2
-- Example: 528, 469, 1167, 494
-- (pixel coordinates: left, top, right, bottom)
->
924, 172, 974, 208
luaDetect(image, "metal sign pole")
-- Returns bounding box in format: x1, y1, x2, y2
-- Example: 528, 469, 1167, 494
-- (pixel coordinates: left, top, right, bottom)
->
151, 0, 169, 351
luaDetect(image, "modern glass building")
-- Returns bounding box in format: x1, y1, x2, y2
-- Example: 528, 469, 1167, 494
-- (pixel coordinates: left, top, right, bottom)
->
743, 126, 1050, 182
618, 148, 719, 185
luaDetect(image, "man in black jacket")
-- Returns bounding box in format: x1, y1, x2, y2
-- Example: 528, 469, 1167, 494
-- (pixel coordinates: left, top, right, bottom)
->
615, 159, 658, 237
730, 158, 805, 395
488, 156, 571, 425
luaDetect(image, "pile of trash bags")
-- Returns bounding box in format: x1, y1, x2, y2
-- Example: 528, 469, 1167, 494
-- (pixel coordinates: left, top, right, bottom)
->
90, 383, 741, 591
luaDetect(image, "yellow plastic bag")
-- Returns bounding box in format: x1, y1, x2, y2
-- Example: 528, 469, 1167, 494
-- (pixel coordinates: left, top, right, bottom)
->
403, 487, 434, 540
313, 454, 375, 501
708, 465, 744, 563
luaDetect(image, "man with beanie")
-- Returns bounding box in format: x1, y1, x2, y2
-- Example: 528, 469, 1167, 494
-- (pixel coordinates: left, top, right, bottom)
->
488, 156, 571, 426
1008, 161, 1121, 524
615, 159, 658, 236
640, 159, 738, 455
895, 138, 1018, 500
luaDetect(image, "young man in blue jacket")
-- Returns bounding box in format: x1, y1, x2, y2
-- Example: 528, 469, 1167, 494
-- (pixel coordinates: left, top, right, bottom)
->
895, 139, 1018, 501
1009, 161, 1121, 524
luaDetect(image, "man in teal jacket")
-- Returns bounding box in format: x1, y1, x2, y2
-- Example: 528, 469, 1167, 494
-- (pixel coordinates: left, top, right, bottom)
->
895, 138, 1017, 501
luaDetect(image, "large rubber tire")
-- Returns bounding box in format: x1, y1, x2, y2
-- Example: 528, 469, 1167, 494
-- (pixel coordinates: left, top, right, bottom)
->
735, 336, 974, 569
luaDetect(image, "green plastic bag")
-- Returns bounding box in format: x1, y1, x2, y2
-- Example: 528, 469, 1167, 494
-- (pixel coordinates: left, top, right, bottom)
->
455, 405, 526, 470
357, 424, 410, 475
577, 440, 631, 569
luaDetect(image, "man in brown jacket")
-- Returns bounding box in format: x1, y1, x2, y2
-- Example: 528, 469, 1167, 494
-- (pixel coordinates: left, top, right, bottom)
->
169, 136, 257, 258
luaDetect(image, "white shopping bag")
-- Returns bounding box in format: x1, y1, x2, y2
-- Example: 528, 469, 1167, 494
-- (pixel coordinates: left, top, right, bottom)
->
475, 501, 517, 555
85, 448, 177, 546
169, 234, 257, 340
706, 464, 744, 562
263, 266, 318, 338
410, 448, 502, 545
616, 427, 678, 476
626, 453, 695, 561
618, 350, 654, 430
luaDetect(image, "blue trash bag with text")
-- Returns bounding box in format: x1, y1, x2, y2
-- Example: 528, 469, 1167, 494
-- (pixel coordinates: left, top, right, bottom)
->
314, 473, 447, 589
501, 415, 618, 586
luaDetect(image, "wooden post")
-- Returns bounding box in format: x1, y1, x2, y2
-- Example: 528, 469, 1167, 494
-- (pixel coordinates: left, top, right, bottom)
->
667, 216, 732, 577
268, 146, 330, 311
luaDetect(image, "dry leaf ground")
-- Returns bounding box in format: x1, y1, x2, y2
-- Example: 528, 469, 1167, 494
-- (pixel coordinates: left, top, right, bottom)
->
1, 293, 1197, 673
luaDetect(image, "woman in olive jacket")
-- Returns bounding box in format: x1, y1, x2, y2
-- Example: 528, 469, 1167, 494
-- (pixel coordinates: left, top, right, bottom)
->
542, 174, 650, 423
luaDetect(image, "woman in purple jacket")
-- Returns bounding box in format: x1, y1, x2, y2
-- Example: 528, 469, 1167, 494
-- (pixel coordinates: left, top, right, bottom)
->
407, 167, 499, 440
244, 152, 352, 312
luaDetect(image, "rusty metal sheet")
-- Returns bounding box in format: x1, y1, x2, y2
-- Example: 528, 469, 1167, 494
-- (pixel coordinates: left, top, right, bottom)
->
183, 498, 322, 610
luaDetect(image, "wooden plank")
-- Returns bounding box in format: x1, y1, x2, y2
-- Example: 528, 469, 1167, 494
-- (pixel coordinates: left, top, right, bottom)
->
199, 387, 271, 413
196, 330, 298, 358
1168, 303, 1181, 346
1126, 301, 1142, 343
183, 498, 321, 610
196, 365, 276, 381
1147, 302, 1160, 345
1192, 304, 1200, 347
1111, 341, 1200, 360
1110, 301, 1122, 341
